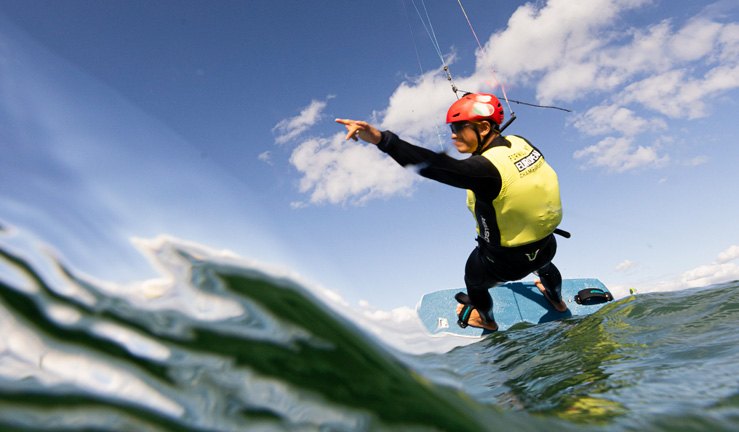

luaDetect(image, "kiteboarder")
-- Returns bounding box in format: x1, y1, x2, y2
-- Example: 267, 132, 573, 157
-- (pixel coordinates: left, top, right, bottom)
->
337, 93, 566, 332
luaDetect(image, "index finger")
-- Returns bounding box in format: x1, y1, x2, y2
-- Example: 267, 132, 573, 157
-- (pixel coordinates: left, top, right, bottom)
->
335, 118, 361, 141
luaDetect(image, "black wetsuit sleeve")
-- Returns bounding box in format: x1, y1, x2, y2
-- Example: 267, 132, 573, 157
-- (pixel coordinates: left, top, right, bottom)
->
376, 130, 501, 197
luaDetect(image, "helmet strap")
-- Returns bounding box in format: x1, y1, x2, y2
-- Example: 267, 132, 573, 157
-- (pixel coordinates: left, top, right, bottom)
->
472, 122, 495, 156
472, 130, 483, 155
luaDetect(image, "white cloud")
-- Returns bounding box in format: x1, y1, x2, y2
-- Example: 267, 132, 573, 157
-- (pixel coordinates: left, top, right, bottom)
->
717, 22, 739, 62
483, 0, 653, 103
626, 245, 739, 295
289, 133, 417, 206
258, 150, 272, 165
615, 259, 636, 272
641, 262, 739, 293
572, 103, 666, 136
273, 98, 332, 144
680, 261, 739, 286
484, 2, 739, 107
573, 136, 669, 172
620, 65, 739, 119
682, 155, 708, 166
717, 245, 739, 264
457, 1, 737, 175
285, 73, 453, 208
604, 15, 739, 120
670, 17, 726, 62
379, 69, 461, 142
606, 20, 675, 76
478, 1, 739, 173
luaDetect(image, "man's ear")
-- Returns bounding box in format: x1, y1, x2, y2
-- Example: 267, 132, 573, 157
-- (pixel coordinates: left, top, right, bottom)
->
479, 121, 492, 137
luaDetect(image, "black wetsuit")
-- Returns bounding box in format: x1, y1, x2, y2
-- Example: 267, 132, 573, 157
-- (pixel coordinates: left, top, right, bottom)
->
377, 131, 562, 322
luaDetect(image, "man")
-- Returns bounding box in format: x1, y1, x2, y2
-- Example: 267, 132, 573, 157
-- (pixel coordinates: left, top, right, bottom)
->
337, 93, 566, 332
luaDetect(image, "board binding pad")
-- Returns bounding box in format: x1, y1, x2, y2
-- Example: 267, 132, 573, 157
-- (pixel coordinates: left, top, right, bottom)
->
417, 278, 613, 337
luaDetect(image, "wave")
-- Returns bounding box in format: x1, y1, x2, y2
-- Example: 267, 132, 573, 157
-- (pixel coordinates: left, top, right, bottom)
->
414, 280, 739, 430
0, 230, 518, 431
1, 226, 739, 431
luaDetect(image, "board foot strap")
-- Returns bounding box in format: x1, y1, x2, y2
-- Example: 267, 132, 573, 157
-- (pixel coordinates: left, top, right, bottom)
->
455, 292, 474, 328
575, 288, 613, 305
457, 305, 474, 328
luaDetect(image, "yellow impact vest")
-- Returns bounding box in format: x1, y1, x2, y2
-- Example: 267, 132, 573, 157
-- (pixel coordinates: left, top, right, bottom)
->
467, 135, 562, 247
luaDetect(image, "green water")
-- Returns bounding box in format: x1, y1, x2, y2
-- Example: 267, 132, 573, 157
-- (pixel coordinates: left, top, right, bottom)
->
1, 236, 738, 431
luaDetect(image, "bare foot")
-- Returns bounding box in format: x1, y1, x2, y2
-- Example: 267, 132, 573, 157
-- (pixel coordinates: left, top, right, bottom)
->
456, 304, 499, 331
535, 279, 568, 312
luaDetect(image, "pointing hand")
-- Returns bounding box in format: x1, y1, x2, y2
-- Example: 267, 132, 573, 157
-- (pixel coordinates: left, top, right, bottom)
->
335, 119, 382, 145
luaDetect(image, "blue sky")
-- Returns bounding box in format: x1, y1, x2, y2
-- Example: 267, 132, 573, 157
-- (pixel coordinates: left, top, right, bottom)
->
1, 0, 739, 351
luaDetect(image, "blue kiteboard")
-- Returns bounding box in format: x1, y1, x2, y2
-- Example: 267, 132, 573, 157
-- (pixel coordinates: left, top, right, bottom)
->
416, 278, 613, 337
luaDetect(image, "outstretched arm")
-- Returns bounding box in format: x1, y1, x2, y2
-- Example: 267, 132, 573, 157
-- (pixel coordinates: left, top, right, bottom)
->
335, 119, 500, 194
335, 118, 382, 145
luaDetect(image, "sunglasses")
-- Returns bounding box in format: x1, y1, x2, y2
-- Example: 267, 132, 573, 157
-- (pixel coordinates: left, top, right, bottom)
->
449, 122, 479, 134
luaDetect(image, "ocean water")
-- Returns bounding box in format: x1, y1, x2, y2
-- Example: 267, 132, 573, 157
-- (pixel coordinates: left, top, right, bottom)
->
1, 227, 739, 431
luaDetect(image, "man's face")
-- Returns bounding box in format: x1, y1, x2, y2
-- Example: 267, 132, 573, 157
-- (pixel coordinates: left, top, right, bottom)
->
449, 122, 479, 154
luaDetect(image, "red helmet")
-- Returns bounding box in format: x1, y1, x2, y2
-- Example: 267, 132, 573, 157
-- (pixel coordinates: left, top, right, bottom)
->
446, 93, 504, 126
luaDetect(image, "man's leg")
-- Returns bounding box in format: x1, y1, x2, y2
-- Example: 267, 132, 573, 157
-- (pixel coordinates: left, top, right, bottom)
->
535, 262, 567, 312
457, 247, 500, 330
